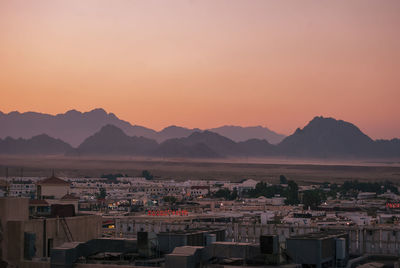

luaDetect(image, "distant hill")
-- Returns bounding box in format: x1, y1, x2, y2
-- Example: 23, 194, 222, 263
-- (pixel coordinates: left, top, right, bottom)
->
237, 139, 277, 156
72, 127, 277, 158
156, 126, 201, 143
374, 139, 400, 158
72, 126, 224, 158
154, 139, 220, 158
177, 131, 244, 156
0, 134, 72, 155
209, 125, 285, 144
0, 111, 399, 159
0, 109, 156, 147
156, 131, 276, 158
277, 116, 377, 158
72, 125, 158, 156
68, 119, 400, 159
0, 109, 284, 146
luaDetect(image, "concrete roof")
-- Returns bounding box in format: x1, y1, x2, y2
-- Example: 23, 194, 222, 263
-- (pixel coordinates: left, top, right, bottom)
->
37, 176, 69, 186
171, 246, 204, 255
29, 199, 49, 205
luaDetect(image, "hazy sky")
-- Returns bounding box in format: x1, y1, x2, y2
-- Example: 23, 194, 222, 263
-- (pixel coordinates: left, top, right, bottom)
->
1, 0, 399, 139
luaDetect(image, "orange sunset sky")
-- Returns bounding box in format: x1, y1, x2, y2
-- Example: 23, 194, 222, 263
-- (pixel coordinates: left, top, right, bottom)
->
0, 0, 399, 139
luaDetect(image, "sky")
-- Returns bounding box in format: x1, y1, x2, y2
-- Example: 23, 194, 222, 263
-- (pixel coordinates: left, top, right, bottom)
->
0, 0, 399, 139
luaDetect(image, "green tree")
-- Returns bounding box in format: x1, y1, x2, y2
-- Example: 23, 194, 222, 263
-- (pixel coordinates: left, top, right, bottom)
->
302, 190, 325, 209
279, 175, 288, 184
141, 170, 153, 180
101, 173, 123, 183
163, 196, 177, 204
230, 188, 238, 200
97, 187, 107, 199
246, 182, 284, 198
214, 188, 238, 200
285, 180, 299, 205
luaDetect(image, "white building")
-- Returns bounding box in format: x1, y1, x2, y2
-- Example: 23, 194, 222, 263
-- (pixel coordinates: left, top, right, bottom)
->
9, 182, 36, 197
37, 176, 70, 200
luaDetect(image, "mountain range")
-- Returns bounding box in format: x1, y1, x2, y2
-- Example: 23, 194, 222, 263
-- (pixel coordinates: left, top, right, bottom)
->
71, 125, 277, 158
0, 109, 284, 146
0, 134, 72, 155
0, 109, 399, 159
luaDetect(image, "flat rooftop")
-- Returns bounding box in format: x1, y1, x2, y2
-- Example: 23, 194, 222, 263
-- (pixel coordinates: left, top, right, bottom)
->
158, 227, 225, 235
288, 230, 347, 240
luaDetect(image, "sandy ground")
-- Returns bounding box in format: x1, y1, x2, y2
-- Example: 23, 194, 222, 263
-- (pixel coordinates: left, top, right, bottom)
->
0, 155, 400, 185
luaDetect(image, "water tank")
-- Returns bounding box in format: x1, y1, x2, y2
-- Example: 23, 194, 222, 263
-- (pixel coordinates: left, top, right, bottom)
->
335, 238, 346, 260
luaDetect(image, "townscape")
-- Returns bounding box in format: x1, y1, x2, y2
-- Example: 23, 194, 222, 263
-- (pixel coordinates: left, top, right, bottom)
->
1, 0, 400, 267
2, 171, 400, 267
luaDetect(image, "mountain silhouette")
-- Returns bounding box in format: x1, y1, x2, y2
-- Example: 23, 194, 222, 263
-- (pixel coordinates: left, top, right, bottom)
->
0, 108, 285, 145
0, 112, 399, 159
209, 125, 285, 144
374, 138, 400, 158
73, 124, 158, 156
0, 134, 72, 155
237, 139, 277, 156
71, 119, 399, 159
176, 131, 244, 156
156, 126, 201, 142
154, 139, 220, 158
278, 116, 376, 158
0, 108, 156, 147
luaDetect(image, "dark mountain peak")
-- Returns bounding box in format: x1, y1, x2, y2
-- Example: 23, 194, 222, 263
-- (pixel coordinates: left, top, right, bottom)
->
74, 124, 158, 156
64, 109, 81, 115
190, 130, 215, 136
156, 138, 220, 158
61, 108, 110, 118
182, 130, 243, 156
308, 116, 350, 127
155, 125, 200, 142
30, 133, 54, 140
294, 127, 302, 134
303, 116, 369, 139
160, 125, 191, 134
162, 125, 180, 130
307, 116, 336, 127
188, 130, 234, 141
279, 116, 375, 158
108, 112, 118, 119
208, 125, 286, 144
87, 108, 107, 115
97, 124, 127, 136
0, 134, 72, 155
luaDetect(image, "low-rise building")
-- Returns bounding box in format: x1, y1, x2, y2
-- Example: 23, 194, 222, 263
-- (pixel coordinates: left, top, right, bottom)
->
37, 175, 70, 200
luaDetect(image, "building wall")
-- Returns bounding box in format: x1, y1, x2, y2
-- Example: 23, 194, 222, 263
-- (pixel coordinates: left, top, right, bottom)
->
0, 197, 29, 261
39, 185, 69, 199
9, 183, 36, 197
114, 217, 400, 256
6, 215, 102, 264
